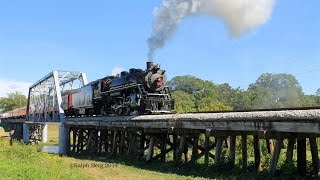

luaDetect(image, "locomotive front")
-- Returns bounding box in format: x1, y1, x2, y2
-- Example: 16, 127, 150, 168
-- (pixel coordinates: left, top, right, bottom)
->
138, 61, 173, 113
106, 61, 173, 115
144, 61, 167, 92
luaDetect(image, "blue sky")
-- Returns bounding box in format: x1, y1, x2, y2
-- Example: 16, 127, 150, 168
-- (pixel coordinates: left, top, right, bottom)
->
0, 0, 319, 97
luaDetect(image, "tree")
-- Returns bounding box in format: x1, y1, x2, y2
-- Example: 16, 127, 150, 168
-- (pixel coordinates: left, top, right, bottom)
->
167, 75, 210, 94
0, 91, 27, 112
215, 84, 252, 110
167, 75, 233, 112
172, 91, 196, 113
316, 88, 320, 96
301, 95, 318, 107
247, 73, 303, 108
197, 97, 232, 111
312, 88, 320, 106
195, 84, 233, 111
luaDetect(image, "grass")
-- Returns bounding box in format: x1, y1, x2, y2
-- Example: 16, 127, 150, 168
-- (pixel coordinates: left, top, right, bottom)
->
48, 124, 59, 143
0, 137, 91, 180
0, 136, 200, 180
1, 124, 319, 179
2, 125, 199, 179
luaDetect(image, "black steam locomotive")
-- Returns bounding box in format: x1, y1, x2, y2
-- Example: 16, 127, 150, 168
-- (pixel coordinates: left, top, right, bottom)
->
61, 62, 174, 116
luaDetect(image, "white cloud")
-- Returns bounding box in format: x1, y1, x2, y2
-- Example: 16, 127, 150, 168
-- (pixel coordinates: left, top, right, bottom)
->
0, 79, 31, 97
111, 67, 124, 76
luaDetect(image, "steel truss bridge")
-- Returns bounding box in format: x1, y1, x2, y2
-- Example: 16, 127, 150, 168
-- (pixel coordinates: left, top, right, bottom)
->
27, 70, 87, 123
1, 70, 320, 177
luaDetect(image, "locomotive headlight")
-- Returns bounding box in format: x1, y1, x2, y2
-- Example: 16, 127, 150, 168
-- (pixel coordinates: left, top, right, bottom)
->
156, 77, 164, 87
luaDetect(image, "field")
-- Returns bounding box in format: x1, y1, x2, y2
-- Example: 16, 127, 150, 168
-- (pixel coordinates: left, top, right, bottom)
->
0, 135, 202, 180
0, 124, 317, 179
0, 125, 201, 180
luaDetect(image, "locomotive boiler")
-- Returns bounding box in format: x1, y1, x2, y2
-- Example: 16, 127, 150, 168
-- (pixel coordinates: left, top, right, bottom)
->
62, 61, 174, 116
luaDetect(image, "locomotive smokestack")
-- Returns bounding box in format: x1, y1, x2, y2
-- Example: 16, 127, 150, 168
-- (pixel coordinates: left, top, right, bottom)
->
147, 60, 153, 69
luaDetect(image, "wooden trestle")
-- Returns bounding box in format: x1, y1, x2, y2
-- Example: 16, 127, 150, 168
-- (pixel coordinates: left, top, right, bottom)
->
67, 126, 320, 176
65, 109, 320, 176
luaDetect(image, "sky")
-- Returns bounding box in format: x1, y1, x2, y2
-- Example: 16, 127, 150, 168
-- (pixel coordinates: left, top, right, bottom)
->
0, 0, 319, 97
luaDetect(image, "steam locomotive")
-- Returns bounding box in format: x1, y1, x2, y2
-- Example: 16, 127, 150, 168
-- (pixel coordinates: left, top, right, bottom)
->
61, 61, 174, 116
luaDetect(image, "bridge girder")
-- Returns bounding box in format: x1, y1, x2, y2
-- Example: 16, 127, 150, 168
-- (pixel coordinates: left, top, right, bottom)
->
26, 70, 88, 123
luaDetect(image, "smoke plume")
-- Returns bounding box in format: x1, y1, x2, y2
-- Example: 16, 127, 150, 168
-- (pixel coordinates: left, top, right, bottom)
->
147, 0, 275, 59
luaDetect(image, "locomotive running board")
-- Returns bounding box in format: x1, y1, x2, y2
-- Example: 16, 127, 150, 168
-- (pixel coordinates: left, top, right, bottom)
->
146, 93, 171, 96
149, 110, 172, 114
105, 83, 139, 93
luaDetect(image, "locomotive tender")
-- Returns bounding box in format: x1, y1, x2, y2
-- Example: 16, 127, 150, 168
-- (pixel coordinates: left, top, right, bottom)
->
61, 61, 174, 116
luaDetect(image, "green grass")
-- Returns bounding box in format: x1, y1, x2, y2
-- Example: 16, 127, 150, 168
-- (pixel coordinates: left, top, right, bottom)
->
1, 125, 197, 179
46, 124, 59, 145
0, 137, 91, 180
1, 124, 319, 179
0, 137, 201, 180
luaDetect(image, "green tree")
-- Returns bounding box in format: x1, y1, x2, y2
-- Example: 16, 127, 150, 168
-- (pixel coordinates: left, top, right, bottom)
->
316, 88, 320, 96
301, 95, 318, 107
215, 84, 252, 110
312, 88, 320, 106
197, 97, 232, 111
0, 91, 27, 112
247, 73, 303, 108
168, 75, 209, 94
168, 75, 233, 112
172, 91, 196, 113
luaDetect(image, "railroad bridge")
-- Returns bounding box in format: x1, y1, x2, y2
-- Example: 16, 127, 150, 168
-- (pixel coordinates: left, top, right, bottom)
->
1, 70, 320, 176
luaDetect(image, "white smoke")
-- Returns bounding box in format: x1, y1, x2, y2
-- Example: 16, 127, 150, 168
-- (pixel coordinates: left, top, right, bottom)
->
148, 0, 275, 59
111, 67, 124, 76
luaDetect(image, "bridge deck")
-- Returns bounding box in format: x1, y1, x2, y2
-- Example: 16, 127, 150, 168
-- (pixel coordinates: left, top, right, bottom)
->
65, 109, 320, 134
3, 109, 320, 134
